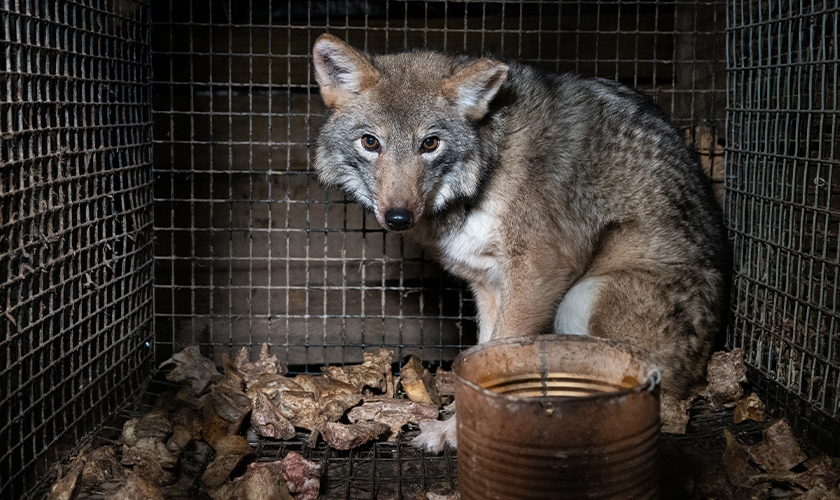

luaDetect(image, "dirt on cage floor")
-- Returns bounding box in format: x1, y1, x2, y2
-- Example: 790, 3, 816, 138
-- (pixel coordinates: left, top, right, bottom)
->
38, 351, 840, 500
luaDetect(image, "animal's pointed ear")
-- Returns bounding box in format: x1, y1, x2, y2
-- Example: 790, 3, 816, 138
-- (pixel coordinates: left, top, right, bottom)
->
443, 58, 509, 120
312, 34, 379, 109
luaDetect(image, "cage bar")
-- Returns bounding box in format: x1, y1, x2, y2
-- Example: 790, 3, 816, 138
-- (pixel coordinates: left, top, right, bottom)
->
725, 0, 840, 454
0, 0, 154, 498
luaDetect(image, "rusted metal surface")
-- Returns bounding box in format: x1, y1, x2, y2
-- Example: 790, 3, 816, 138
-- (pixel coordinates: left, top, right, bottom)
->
454, 335, 661, 499
1, 1, 154, 498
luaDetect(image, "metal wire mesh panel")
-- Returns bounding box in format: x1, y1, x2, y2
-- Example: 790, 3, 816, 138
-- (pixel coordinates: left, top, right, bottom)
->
725, 0, 840, 453
0, 0, 154, 498
151, 0, 726, 374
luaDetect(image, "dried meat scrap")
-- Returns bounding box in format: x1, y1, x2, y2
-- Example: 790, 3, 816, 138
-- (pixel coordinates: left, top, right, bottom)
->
170, 406, 203, 441
201, 435, 255, 489
733, 392, 766, 424
318, 421, 391, 450
208, 464, 294, 500
238, 453, 321, 500
400, 356, 442, 406
278, 452, 321, 500
218, 353, 247, 392
660, 393, 692, 435
273, 390, 363, 431
211, 386, 252, 423
249, 390, 296, 440
81, 447, 126, 487
294, 374, 357, 399
722, 429, 757, 488
120, 438, 178, 487
746, 420, 808, 473
159, 346, 221, 394
236, 343, 289, 388
347, 398, 439, 440
793, 456, 840, 491
109, 473, 165, 500
132, 410, 173, 442
704, 348, 747, 411
246, 371, 362, 436
202, 386, 251, 447
166, 425, 193, 453
245, 375, 304, 438
434, 368, 456, 397
321, 348, 394, 392
247, 373, 304, 397
48, 448, 88, 500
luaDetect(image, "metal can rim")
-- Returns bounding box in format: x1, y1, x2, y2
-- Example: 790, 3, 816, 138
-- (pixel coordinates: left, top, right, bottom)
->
452, 334, 662, 404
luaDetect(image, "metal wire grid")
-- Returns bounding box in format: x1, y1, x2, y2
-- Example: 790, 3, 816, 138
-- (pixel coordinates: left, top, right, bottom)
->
26, 378, 785, 500
23, 375, 457, 500
148, 3, 724, 493
150, 0, 726, 371
725, 0, 840, 453
0, 0, 154, 498
0, 0, 730, 497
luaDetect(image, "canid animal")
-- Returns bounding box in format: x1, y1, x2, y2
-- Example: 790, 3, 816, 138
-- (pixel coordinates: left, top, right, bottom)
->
311, 34, 730, 451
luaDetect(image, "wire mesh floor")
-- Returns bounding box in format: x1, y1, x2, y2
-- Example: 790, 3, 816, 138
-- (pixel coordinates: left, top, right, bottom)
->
32, 375, 458, 500
30, 372, 801, 500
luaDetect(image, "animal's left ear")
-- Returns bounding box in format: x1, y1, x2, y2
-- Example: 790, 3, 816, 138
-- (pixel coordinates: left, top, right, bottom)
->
443, 59, 509, 120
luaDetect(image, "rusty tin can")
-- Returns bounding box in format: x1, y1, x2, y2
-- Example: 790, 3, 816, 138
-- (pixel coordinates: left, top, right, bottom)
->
454, 335, 661, 499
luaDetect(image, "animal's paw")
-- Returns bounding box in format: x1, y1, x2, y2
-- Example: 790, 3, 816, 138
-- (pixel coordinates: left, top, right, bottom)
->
412, 415, 457, 453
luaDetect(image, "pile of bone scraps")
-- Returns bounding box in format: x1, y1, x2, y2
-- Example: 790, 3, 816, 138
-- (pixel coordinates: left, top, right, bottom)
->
663, 348, 840, 499
47, 344, 454, 500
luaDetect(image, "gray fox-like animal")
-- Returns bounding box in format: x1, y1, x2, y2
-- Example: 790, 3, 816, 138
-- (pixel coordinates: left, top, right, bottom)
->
311, 34, 730, 451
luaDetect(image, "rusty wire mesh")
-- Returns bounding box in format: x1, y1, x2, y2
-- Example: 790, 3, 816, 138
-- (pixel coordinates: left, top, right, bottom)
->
725, 0, 840, 454
0, 0, 746, 498
0, 0, 154, 498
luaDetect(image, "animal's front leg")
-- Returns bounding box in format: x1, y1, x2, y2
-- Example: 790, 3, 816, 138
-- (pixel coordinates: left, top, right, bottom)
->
470, 281, 501, 344
491, 263, 574, 340
413, 263, 573, 453
412, 411, 457, 453
411, 282, 498, 453
412, 282, 501, 453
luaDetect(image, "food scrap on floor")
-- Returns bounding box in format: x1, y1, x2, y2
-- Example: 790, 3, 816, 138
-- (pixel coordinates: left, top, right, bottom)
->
44, 345, 840, 499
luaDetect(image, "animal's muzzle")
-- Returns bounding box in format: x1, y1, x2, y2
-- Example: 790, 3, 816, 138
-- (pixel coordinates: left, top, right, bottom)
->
384, 207, 414, 231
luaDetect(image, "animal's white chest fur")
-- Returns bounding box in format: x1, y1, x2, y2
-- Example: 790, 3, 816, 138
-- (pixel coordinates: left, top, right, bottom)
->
435, 207, 503, 285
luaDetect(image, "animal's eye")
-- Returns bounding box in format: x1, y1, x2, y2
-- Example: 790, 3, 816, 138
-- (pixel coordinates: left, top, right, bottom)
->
361, 135, 380, 152
421, 136, 439, 152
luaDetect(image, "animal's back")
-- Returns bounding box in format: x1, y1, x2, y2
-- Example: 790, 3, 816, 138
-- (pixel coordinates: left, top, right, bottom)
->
482, 63, 728, 279
434, 62, 731, 396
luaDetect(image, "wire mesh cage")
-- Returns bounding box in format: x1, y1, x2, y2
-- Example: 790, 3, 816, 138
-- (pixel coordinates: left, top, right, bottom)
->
150, 0, 726, 371
725, 0, 840, 454
148, 1, 726, 497
3, 0, 840, 498
0, 0, 154, 497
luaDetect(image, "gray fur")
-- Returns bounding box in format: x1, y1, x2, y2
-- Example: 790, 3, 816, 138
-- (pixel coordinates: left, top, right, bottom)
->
312, 35, 730, 450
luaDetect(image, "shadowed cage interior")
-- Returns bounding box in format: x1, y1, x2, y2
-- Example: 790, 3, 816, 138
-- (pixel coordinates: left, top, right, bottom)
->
0, 0, 837, 498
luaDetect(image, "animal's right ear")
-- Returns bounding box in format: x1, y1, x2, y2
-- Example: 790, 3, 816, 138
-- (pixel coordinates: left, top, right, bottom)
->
312, 34, 379, 109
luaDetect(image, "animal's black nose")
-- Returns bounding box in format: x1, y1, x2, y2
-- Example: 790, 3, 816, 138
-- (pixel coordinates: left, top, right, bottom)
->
384, 208, 414, 231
